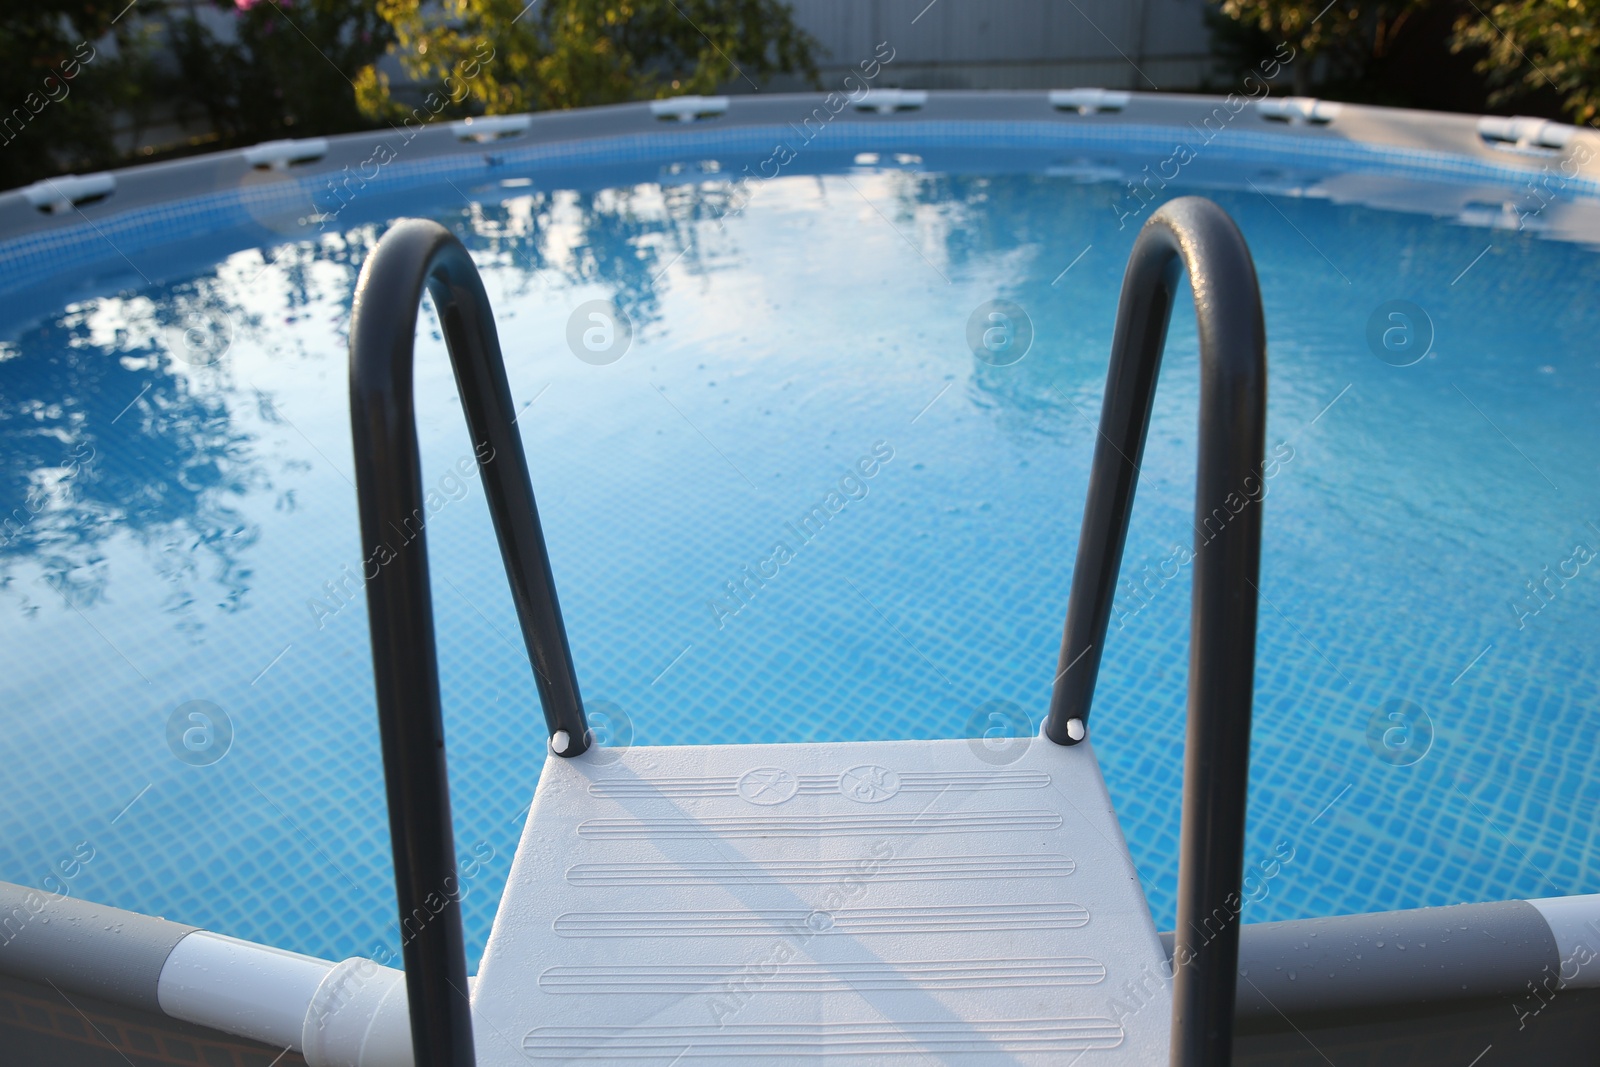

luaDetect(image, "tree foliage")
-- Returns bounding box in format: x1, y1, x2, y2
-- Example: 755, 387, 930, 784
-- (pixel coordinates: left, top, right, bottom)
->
2, 0, 816, 188
1214, 0, 1426, 92
170, 0, 394, 145
1452, 1, 1600, 124
355, 0, 819, 120
1214, 0, 1598, 123
0, 1, 161, 188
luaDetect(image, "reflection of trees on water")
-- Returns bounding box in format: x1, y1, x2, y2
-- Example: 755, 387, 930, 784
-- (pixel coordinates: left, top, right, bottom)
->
448, 179, 752, 334
0, 282, 265, 632
882, 169, 1600, 460
8, 163, 1587, 633
10, 172, 1137, 632
879, 171, 1126, 442
0, 179, 751, 633
264, 229, 379, 318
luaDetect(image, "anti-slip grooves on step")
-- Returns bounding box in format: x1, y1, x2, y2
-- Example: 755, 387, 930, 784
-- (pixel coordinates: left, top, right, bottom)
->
586, 769, 1052, 798
575, 809, 1067, 838
551, 903, 1092, 937
520, 1019, 1129, 1058
473, 737, 1172, 1064
563, 854, 1077, 885
535, 958, 1109, 993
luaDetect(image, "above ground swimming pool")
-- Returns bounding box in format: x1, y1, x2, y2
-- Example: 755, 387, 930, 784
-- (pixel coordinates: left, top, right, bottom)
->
2, 93, 1598, 977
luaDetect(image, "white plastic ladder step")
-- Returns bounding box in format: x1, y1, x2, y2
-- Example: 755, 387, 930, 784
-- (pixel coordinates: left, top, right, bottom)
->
473, 737, 1171, 1064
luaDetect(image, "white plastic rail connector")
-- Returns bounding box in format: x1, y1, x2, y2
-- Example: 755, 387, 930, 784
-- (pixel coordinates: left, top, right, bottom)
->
22, 172, 115, 213
1256, 97, 1342, 125
1477, 115, 1576, 153
242, 138, 330, 169
453, 115, 532, 142
855, 88, 928, 114
1049, 88, 1130, 115
648, 95, 729, 123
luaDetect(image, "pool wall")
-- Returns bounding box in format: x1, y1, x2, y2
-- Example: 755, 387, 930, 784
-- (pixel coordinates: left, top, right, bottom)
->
4, 90, 1599, 303
5, 877, 1598, 1066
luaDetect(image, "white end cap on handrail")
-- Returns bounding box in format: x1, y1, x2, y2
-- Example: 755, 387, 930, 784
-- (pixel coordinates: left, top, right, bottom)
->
648, 95, 729, 123
453, 114, 532, 142
1049, 88, 1130, 114
1256, 97, 1342, 125
242, 138, 330, 170
1478, 115, 1576, 152
22, 173, 116, 213
854, 88, 928, 114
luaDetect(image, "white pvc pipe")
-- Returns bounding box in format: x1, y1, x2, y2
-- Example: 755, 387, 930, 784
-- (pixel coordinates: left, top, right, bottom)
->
55, 891, 1600, 1063
301, 957, 414, 1067
154, 930, 423, 1066
157, 931, 335, 1047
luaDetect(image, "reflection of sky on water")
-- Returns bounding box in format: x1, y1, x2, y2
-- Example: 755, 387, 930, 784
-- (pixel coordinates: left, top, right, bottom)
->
1, 162, 1598, 969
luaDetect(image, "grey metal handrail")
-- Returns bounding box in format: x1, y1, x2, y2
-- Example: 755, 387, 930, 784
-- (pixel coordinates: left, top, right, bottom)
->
348, 218, 592, 1067
1043, 197, 1267, 1067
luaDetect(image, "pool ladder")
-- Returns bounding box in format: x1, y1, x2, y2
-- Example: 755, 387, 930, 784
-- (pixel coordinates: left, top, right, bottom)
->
347, 196, 1266, 1066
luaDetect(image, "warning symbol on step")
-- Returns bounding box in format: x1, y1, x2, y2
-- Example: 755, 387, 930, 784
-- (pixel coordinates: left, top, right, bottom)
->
737, 767, 798, 805
839, 765, 901, 803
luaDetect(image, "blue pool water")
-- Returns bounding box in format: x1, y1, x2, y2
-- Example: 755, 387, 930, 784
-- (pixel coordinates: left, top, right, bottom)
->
2, 136, 1599, 971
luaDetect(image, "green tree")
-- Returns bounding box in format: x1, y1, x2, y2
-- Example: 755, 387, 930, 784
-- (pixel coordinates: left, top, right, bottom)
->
355, 0, 819, 120
0, 1, 160, 189
1214, 0, 1427, 94
170, 0, 395, 147
1453, 1, 1600, 124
